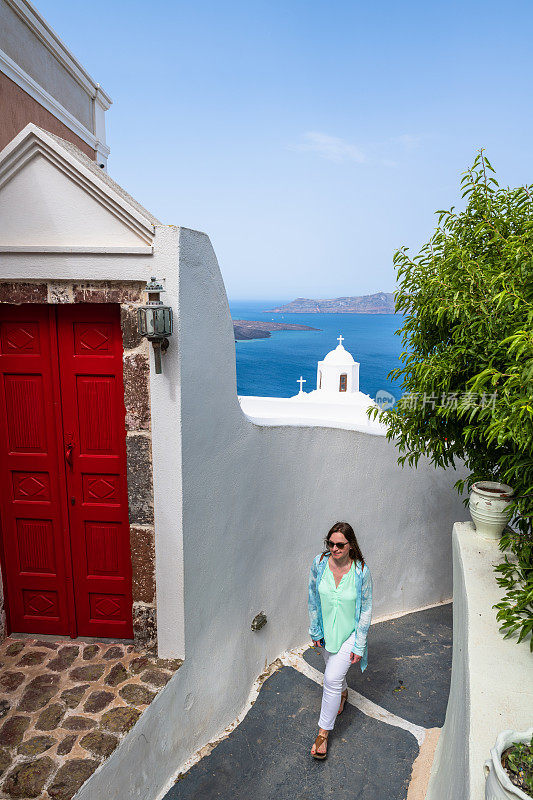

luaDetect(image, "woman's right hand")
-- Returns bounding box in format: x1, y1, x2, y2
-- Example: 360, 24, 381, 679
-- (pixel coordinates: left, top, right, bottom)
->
312, 639, 323, 648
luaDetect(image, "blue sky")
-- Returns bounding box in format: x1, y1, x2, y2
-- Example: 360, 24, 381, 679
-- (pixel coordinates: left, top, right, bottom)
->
39, 0, 533, 300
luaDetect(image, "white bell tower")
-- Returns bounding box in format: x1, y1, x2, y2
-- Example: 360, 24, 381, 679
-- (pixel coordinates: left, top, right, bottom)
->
316, 335, 360, 394
239, 333, 384, 434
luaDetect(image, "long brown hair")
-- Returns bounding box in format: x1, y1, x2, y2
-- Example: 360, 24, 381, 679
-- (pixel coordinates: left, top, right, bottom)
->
320, 521, 365, 568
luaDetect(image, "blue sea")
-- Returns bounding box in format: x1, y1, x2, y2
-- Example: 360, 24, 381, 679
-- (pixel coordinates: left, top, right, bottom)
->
229, 300, 405, 402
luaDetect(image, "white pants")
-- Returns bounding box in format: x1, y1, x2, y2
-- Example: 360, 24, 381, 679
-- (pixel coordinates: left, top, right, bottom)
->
317, 631, 355, 730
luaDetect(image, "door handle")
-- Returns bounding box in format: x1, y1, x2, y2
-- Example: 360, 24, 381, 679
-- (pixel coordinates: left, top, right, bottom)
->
65, 442, 74, 468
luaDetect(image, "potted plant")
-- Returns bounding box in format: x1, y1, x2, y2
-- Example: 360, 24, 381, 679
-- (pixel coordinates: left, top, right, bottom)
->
469, 480, 514, 540
485, 728, 533, 799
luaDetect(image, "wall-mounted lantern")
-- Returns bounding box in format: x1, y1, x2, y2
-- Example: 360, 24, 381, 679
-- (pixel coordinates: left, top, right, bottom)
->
137, 277, 173, 374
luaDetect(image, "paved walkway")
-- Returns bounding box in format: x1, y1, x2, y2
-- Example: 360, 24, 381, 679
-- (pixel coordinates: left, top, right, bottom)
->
164, 603, 452, 800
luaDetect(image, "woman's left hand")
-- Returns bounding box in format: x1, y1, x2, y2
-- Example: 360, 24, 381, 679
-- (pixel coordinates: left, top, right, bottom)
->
350, 652, 361, 664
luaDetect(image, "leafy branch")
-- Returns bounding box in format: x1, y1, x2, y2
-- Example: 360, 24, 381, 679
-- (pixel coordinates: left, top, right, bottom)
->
368, 150, 533, 650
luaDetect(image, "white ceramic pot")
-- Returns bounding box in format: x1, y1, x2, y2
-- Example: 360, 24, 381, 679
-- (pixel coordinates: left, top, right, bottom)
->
469, 481, 514, 540
485, 728, 533, 799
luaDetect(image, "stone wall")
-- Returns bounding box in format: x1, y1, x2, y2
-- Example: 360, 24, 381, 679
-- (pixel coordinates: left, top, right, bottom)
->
0, 280, 157, 652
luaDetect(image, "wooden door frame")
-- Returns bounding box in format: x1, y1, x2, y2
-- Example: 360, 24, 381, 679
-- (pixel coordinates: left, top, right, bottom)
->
0, 281, 158, 652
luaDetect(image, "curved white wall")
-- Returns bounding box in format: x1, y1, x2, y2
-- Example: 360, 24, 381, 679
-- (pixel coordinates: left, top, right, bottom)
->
77, 226, 468, 800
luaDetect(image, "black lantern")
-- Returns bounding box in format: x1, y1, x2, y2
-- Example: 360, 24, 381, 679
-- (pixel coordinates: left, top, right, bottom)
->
137, 277, 173, 374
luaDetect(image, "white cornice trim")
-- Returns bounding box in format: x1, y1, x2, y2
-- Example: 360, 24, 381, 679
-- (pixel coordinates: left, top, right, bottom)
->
4, 0, 112, 106
0, 50, 110, 157
0, 246, 153, 254
0, 125, 155, 245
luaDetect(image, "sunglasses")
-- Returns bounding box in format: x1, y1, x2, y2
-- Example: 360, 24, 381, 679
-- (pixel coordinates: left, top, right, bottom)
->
327, 539, 348, 550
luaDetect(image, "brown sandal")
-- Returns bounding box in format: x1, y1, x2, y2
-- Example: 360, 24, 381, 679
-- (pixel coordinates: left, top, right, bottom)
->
337, 689, 348, 715
311, 732, 328, 760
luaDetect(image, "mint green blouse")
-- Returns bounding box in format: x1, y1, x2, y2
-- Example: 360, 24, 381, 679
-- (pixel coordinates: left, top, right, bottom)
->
318, 559, 357, 653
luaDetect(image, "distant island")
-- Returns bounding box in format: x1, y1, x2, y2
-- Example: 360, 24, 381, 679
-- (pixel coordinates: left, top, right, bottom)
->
267, 292, 395, 314
233, 320, 320, 341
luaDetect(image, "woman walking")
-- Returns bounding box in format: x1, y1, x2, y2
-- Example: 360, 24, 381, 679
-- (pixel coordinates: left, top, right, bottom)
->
308, 521, 373, 759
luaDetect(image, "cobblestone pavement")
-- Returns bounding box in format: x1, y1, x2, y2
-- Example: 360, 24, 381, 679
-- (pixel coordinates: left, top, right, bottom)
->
0, 636, 182, 799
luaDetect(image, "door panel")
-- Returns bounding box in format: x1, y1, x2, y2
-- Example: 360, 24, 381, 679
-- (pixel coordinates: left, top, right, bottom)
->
0, 306, 73, 634
0, 303, 133, 640
57, 305, 133, 639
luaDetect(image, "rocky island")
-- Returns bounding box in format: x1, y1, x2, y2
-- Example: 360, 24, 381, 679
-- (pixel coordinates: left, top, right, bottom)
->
233, 320, 320, 340
267, 291, 395, 314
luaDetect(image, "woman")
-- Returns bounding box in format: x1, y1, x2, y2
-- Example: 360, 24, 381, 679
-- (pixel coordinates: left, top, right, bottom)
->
308, 521, 373, 759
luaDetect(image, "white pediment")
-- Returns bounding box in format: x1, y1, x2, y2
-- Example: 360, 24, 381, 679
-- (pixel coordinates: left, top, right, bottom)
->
0, 125, 155, 250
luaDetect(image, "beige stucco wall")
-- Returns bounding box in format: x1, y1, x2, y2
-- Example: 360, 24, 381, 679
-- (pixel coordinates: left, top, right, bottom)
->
0, 72, 96, 157
0, 0, 93, 130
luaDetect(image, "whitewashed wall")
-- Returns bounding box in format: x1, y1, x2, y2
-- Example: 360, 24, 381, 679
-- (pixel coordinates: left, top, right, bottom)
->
1, 202, 467, 796
425, 524, 533, 800
75, 225, 467, 800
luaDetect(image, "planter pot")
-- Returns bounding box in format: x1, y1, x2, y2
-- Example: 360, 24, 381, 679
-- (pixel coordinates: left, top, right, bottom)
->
469, 481, 514, 540
485, 728, 533, 799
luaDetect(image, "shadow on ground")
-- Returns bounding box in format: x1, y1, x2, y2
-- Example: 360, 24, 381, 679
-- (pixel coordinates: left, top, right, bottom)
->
165, 667, 417, 800
163, 604, 452, 800
304, 603, 452, 728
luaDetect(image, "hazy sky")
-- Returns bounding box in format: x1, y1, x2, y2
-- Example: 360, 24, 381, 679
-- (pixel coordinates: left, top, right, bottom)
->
38, 0, 533, 300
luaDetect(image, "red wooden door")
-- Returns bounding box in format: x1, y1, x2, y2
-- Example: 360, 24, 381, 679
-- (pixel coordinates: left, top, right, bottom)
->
0, 304, 133, 639
0, 305, 74, 635
57, 305, 133, 639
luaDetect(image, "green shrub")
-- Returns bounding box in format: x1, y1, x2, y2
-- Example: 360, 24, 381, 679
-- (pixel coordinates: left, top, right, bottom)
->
370, 151, 533, 649
502, 734, 533, 796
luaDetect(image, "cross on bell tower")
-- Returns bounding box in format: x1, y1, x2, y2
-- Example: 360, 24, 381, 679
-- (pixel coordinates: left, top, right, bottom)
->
297, 376, 306, 393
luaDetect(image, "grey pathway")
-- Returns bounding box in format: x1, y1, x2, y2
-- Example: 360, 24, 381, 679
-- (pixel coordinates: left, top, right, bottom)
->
304, 602, 452, 728
164, 604, 452, 800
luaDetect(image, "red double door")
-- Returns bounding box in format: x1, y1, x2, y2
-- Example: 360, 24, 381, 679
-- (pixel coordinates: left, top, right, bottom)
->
0, 304, 133, 639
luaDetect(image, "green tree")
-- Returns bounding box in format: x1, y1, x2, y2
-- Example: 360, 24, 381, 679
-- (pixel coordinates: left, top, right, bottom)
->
370, 151, 533, 649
